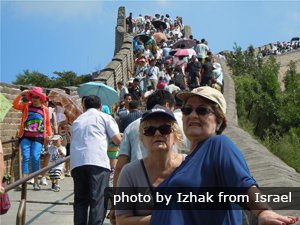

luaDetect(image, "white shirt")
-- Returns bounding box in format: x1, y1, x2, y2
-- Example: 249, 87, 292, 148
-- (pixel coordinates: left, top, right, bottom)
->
70, 108, 120, 171
119, 86, 129, 101
55, 105, 66, 123
48, 145, 67, 170
173, 109, 190, 154
147, 66, 160, 80
119, 118, 146, 162
164, 84, 181, 94
48, 107, 55, 120
195, 43, 209, 58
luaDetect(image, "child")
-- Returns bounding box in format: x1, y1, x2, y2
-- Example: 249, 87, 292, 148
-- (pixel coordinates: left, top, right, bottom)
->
48, 135, 66, 192
58, 119, 71, 177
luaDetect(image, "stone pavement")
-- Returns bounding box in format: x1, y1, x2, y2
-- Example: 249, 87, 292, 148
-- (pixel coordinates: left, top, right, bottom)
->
1, 176, 111, 225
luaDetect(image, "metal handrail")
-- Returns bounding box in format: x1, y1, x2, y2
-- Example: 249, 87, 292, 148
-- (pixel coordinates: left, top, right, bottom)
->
2, 138, 19, 145
2, 137, 72, 225
5, 156, 70, 192
4, 155, 70, 225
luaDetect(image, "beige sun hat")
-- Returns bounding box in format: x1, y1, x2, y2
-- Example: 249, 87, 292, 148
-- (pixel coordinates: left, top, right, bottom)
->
51, 134, 63, 141
177, 86, 227, 114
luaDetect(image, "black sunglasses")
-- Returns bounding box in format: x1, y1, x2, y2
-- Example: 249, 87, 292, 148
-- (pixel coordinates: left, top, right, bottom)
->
181, 106, 214, 116
143, 124, 172, 136
31, 95, 40, 99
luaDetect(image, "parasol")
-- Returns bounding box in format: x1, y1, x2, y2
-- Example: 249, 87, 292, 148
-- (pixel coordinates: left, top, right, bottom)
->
48, 89, 83, 124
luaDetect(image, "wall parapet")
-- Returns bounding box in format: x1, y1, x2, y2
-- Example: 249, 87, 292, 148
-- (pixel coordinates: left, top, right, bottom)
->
94, 6, 134, 90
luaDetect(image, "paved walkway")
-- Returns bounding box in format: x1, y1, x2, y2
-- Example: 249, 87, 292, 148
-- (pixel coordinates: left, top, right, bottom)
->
1, 176, 110, 225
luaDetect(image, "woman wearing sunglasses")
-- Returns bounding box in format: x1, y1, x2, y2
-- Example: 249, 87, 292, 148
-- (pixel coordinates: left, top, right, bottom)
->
115, 105, 186, 225
150, 86, 298, 225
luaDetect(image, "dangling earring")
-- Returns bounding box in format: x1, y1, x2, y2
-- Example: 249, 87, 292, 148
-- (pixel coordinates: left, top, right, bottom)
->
216, 123, 222, 132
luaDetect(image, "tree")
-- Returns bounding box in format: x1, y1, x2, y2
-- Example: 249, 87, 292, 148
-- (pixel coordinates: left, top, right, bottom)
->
256, 56, 281, 98
13, 70, 93, 88
284, 61, 300, 92
278, 62, 300, 133
14, 70, 51, 87
226, 43, 245, 76
51, 71, 78, 88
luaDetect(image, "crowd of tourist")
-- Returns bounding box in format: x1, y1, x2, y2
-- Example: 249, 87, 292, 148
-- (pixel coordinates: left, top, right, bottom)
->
258, 38, 300, 57
125, 12, 225, 99
5, 11, 299, 225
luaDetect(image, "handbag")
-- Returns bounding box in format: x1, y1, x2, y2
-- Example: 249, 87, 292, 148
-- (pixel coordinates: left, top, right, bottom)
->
0, 183, 11, 215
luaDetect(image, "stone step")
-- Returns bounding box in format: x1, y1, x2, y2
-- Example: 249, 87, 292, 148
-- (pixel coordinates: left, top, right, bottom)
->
1, 117, 22, 124
0, 129, 20, 137
1, 93, 19, 101
0, 123, 19, 131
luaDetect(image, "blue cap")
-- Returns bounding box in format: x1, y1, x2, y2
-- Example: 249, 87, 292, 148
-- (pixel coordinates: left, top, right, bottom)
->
141, 105, 176, 122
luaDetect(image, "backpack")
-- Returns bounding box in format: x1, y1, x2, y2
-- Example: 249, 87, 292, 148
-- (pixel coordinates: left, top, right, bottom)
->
173, 72, 185, 90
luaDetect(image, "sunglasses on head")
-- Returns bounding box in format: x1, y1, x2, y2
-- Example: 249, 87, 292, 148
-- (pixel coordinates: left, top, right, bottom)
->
181, 106, 214, 116
143, 124, 172, 136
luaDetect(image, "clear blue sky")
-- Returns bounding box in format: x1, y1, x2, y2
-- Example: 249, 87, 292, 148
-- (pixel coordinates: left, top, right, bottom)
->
1, 0, 300, 83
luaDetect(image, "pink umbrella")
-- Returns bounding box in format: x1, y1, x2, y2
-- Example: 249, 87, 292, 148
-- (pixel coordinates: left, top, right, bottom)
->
174, 48, 196, 57
169, 48, 181, 56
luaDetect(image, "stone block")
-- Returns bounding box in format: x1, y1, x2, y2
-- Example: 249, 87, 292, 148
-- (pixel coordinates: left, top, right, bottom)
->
94, 71, 114, 81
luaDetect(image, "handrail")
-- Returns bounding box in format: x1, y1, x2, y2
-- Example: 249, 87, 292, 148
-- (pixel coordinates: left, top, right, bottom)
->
5, 156, 70, 192
1, 137, 19, 182
16, 199, 26, 225
2, 138, 19, 145
4, 155, 70, 225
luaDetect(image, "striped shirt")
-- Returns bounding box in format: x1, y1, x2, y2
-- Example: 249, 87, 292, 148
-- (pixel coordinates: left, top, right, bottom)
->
119, 110, 143, 133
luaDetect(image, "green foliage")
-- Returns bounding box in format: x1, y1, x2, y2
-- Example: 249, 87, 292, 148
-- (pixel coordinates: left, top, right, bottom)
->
0, 93, 12, 122
3, 174, 11, 182
226, 44, 264, 79
284, 61, 300, 92
14, 70, 51, 87
256, 57, 281, 97
13, 70, 93, 88
279, 61, 300, 133
226, 43, 245, 76
227, 45, 300, 172
233, 75, 261, 120
262, 128, 300, 172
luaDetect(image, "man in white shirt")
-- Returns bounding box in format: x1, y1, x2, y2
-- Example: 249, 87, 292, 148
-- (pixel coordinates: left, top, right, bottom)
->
71, 95, 122, 225
146, 59, 160, 90
117, 81, 128, 102
195, 38, 210, 59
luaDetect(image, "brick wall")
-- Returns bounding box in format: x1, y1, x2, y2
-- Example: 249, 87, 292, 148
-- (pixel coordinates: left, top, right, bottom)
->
0, 83, 24, 180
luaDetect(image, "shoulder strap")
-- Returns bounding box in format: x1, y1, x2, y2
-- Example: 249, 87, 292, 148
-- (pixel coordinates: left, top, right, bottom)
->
140, 159, 155, 197
214, 71, 222, 80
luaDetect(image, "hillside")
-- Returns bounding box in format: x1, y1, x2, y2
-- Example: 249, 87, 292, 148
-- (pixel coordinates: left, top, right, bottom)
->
273, 50, 300, 89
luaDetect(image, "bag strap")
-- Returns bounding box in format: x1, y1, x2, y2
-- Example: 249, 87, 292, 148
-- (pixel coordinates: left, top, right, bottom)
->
140, 159, 155, 197
214, 72, 221, 80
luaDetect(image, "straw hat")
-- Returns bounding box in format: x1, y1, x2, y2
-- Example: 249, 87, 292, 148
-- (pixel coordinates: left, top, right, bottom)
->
177, 86, 226, 114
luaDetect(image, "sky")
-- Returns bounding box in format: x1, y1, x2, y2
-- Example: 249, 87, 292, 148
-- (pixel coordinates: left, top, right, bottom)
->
1, 0, 300, 84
